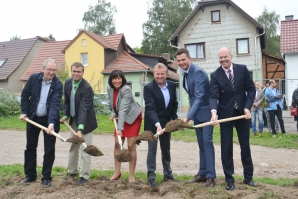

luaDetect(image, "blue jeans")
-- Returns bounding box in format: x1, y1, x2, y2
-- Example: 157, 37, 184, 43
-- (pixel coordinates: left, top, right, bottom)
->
251, 108, 264, 134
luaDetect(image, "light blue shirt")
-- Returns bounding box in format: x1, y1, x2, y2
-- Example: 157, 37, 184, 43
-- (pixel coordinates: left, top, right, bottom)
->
155, 81, 170, 127
36, 77, 52, 117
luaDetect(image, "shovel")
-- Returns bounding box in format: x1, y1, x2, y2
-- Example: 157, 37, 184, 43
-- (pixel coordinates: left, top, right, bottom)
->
154, 115, 246, 138
25, 118, 68, 142
63, 122, 104, 157
113, 118, 132, 162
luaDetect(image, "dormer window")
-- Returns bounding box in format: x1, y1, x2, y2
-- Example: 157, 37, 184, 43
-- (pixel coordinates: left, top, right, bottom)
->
211, 10, 220, 22
0, 58, 7, 67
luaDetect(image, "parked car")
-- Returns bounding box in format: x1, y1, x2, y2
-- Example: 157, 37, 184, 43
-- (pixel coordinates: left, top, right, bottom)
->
94, 93, 111, 109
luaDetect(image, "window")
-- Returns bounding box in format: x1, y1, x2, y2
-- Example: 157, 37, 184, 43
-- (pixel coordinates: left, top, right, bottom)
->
82, 39, 86, 46
81, 53, 88, 66
236, 38, 249, 54
185, 43, 205, 58
0, 59, 7, 67
211, 10, 220, 22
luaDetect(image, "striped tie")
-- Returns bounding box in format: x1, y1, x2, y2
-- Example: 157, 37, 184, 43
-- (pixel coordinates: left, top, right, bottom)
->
228, 70, 238, 109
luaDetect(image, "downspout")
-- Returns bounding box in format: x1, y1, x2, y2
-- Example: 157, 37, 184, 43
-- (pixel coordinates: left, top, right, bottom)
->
255, 29, 265, 81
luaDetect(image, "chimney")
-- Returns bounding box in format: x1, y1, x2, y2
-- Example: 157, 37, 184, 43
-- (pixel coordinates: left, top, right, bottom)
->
285, 15, 294, 20
162, 53, 170, 61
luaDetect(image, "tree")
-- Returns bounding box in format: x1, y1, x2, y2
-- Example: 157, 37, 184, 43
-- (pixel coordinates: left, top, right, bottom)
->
133, 46, 144, 54
141, 0, 196, 57
82, 0, 117, 35
45, 34, 55, 41
256, 7, 280, 56
10, 35, 21, 41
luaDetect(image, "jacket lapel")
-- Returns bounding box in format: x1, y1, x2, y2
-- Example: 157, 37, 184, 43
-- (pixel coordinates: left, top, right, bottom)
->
153, 80, 166, 109
219, 67, 232, 90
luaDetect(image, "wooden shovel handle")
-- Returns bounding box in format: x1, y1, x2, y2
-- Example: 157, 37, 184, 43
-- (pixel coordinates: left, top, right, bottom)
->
192, 115, 246, 128
24, 118, 66, 142
63, 122, 87, 148
113, 118, 123, 149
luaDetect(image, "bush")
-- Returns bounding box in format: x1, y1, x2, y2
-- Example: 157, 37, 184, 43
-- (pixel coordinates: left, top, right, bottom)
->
93, 99, 111, 116
0, 90, 21, 118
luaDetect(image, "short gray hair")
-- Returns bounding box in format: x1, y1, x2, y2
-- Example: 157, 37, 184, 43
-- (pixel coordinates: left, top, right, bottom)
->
43, 58, 57, 68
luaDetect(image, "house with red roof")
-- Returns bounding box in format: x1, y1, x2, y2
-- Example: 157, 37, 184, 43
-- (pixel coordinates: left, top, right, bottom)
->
0, 37, 47, 94
280, 15, 298, 105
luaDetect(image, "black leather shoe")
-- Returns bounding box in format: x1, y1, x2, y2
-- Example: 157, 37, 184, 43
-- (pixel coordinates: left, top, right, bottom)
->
163, 175, 178, 181
189, 175, 207, 183
78, 177, 88, 185
204, 178, 215, 188
243, 179, 257, 187
148, 179, 158, 187
41, 179, 52, 187
21, 177, 36, 184
62, 173, 77, 179
226, 182, 235, 190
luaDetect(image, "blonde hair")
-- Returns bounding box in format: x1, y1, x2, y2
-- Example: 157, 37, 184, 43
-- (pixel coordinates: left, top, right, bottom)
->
153, 63, 168, 74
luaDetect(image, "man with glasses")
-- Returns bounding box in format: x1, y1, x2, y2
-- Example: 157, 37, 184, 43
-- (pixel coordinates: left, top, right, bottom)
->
60, 62, 97, 185
19, 58, 63, 187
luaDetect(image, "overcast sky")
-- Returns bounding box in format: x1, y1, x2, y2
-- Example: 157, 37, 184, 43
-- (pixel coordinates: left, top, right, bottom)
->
0, 0, 297, 48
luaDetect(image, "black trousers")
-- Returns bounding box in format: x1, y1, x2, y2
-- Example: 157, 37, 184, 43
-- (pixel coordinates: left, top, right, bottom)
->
268, 105, 285, 135
24, 116, 56, 181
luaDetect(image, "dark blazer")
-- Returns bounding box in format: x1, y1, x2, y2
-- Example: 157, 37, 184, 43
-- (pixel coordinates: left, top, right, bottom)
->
64, 78, 97, 134
21, 72, 63, 132
183, 63, 211, 122
209, 63, 255, 119
144, 80, 178, 132
107, 85, 141, 130
292, 88, 298, 108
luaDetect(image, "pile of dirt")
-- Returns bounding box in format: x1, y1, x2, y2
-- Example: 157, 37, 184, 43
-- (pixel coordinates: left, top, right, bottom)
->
136, 131, 156, 143
116, 149, 132, 162
1, 176, 297, 199
164, 119, 190, 132
84, 145, 104, 156
66, 135, 85, 144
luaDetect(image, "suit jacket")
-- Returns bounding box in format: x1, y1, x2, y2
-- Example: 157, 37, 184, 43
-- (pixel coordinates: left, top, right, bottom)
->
183, 63, 211, 122
251, 89, 264, 112
107, 85, 141, 130
292, 88, 298, 108
21, 72, 63, 132
209, 63, 255, 120
144, 80, 178, 133
64, 78, 97, 134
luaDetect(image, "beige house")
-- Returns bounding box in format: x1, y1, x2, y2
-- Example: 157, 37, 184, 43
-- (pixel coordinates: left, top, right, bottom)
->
169, 0, 265, 112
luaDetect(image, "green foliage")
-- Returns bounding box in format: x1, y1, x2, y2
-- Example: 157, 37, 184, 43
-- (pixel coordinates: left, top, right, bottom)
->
82, 0, 117, 36
133, 46, 144, 54
44, 34, 55, 41
141, 0, 196, 58
0, 90, 21, 118
10, 34, 21, 41
256, 7, 280, 56
93, 100, 111, 116
56, 62, 69, 118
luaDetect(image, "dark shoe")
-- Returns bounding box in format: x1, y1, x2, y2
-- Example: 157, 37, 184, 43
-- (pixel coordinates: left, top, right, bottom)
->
226, 182, 235, 190
77, 177, 88, 185
204, 178, 215, 188
189, 175, 207, 183
148, 179, 158, 187
41, 179, 52, 187
163, 175, 178, 181
243, 179, 257, 187
62, 173, 77, 179
21, 177, 36, 184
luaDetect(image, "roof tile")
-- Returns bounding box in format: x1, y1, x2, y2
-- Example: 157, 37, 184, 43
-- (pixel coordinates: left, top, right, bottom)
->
280, 19, 298, 53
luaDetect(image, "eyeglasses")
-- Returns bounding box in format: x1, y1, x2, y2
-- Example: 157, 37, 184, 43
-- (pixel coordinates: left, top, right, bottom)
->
45, 68, 57, 72
72, 70, 83, 74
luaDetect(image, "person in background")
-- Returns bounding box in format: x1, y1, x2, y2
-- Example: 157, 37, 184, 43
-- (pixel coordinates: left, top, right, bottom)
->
60, 62, 97, 185
107, 70, 142, 183
144, 63, 178, 188
291, 84, 298, 131
19, 58, 63, 187
261, 82, 267, 127
251, 82, 264, 136
176, 48, 216, 188
265, 79, 286, 137
209, 47, 256, 190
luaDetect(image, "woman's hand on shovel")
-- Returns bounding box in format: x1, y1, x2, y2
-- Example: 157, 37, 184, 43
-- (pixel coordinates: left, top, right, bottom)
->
116, 130, 123, 137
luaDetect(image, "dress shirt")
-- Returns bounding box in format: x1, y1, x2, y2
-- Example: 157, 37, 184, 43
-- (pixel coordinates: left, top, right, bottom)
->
36, 77, 52, 117
155, 81, 170, 127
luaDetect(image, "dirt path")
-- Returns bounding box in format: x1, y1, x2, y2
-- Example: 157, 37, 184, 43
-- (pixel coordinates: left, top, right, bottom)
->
1, 130, 298, 179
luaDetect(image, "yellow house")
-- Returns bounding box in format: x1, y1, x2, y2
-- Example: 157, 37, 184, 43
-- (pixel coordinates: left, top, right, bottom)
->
62, 30, 118, 93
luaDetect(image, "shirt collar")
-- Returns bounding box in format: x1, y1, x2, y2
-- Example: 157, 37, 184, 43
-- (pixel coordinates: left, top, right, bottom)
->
222, 63, 233, 74
158, 81, 168, 89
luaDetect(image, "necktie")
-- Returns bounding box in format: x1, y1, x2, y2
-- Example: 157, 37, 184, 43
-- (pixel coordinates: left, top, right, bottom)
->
228, 70, 238, 109
183, 72, 188, 91
70, 85, 76, 117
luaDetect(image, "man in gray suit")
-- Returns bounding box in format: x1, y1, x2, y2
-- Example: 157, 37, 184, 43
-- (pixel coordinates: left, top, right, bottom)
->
251, 82, 264, 136
176, 48, 216, 188
144, 63, 178, 188
60, 62, 97, 185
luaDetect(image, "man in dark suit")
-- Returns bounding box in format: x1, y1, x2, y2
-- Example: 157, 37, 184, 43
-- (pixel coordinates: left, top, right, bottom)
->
209, 47, 256, 190
144, 63, 178, 188
176, 48, 216, 188
60, 62, 97, 185
19, 58, 63, 187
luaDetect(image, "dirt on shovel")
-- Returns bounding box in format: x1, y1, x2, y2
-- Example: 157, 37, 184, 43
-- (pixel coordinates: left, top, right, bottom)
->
115, 149, 132, 162
136, 130, 156, 144
84, 145, 104, 156
66, 135, 85, 144
164, 119, 190, 132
